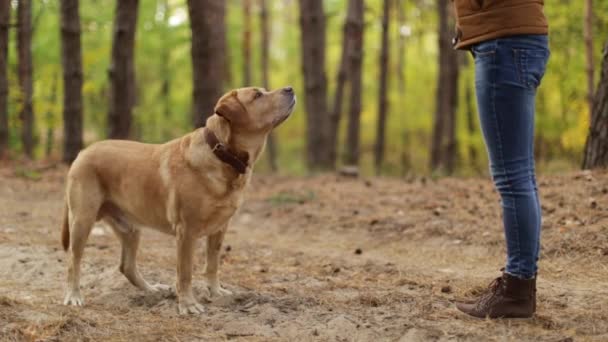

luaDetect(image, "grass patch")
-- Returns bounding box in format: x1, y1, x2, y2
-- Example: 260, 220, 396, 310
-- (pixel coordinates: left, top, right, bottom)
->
267, 190, 316, 205
14, 167, 42, 181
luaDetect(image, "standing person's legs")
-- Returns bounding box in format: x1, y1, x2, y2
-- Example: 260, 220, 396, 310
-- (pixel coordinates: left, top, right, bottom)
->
457, 35, 549, 318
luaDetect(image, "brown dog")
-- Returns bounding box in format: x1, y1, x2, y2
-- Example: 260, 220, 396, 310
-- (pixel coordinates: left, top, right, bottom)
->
61, 87, 295, 314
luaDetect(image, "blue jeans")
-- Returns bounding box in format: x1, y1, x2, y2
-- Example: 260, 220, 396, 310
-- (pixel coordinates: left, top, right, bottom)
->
472, 35, 550, 279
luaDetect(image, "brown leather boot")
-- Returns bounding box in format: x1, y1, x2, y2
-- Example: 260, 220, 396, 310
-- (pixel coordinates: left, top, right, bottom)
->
532, 275, 537, 313
456, 272, 535, 318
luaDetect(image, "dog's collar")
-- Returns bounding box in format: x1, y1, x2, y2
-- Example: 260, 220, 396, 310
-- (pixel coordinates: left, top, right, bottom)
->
203, 128, 249, 174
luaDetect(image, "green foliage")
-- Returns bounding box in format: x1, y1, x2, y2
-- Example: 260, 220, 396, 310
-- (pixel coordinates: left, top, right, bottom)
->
3, 0, 606, 176
14, 166, 41, 180
267, 189, 316, 206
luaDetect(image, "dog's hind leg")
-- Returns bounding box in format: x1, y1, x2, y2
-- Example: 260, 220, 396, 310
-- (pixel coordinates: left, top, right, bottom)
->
64, 177, 102, 306
64, 215, 95, 306
204, 226, 233, 298
105, 216, 171, 292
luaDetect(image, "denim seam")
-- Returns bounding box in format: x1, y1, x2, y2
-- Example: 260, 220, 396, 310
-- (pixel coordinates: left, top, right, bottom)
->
513, 50, 524, 275
514, 50, 522, 86
513, 49, 528, 89
514, 50, 526, 275
523, 51, 530, 88
490, 44, 521, 276
473, 50, 496, 58
519, 47, 539, 276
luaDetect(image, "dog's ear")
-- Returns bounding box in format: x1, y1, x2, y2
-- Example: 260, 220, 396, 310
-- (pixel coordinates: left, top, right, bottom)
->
214, 91, 247, 124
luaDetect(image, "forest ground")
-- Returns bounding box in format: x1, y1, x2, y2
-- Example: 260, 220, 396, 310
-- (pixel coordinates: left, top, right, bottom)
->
0, 163, 607, 341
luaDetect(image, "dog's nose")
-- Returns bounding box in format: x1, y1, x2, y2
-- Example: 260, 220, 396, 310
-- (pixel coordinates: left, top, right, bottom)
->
282, 86, 294, 94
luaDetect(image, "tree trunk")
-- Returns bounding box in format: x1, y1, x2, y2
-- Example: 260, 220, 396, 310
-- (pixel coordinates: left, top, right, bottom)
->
464, 63, 478, 172
188, 0, 226, 128
159, 0, 172, 140
243, 0, 252, 86
430, 0, 459, 174
60, 0, 84, 163
583, 42, 608, 169
0, 0, 9, 159
260, 0, 278, 172
396, 0, 409, 175
108, 0, 138, 139
444, 54, 459, 174
17, 0, 34, 157
374, 0, 391, 174
45, 74, 58, 158
224, 26, 232, 87
584, 0, 594, 115
430, 0, 446, 172
329, 0, 355, 165
396, 0, 406, 96
343, 0, 364, 166
298, 0, 332, 170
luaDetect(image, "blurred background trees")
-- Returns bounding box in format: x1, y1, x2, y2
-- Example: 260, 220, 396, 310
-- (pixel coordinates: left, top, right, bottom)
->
0, 0, 606, 176
16, 0, 33, 157
373, 0, 391, 175
298, 0, 332, 170
0, 0, 9, 159
430, 0, 458, 175
108, 0, 138, 139
343, 0, 364, 167
583, 41, 608, 169
59, 0, 83, 163
187, 0, 225, 128
259, 0, 278, 171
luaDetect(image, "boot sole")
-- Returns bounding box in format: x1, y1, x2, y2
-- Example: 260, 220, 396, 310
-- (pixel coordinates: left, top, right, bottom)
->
455, 304, 534, 319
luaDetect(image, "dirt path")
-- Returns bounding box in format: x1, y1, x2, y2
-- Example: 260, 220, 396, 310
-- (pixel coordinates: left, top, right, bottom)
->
1, 166, 607, 341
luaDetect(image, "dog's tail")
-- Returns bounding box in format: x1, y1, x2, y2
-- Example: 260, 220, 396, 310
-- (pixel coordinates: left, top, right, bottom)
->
61, 201, 70, 251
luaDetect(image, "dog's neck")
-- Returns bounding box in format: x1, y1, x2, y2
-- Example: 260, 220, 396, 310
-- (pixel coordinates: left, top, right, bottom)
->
203, 115, 267, 171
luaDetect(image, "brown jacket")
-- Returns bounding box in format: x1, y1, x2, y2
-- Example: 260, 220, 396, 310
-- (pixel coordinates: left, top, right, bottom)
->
452, 0, 548, 49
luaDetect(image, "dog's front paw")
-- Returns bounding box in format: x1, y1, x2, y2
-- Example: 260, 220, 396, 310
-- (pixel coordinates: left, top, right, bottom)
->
203, 276, 234, 299
208, 285, 233, 298
178, 299, 206, 315
63, 291, 84, 306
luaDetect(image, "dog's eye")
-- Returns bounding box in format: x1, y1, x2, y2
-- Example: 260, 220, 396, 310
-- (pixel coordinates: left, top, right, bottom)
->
254, 91, 263, 100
